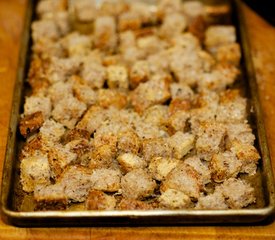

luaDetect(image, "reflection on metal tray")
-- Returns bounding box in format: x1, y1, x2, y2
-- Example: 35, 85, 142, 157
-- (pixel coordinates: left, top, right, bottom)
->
1, 0, 274, 226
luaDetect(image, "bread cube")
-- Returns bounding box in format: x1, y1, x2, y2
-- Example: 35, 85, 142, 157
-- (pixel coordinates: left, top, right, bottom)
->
196, 191, 228, 210
106, 65, 129, 89
85, 190, 116, 210
19, 111, 44, 138
117, 153, 147, 173
24, 96, 52, 119
159, 189, 191, 209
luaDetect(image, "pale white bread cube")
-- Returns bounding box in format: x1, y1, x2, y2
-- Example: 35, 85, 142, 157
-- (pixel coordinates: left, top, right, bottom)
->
117, 153, 147, 173
217, 178, 256, 209
148, 157, 181, 181
48, 81, 73, 105
32, 19, 60, 42
81, 62, 106, 89
168, 132, 195, 159
121, 169, 157, 200
161, 163, 203, 199
130, 73, 171, 113
159, 13, 187, 39
90, 168, 121, 192
210, 151, 242, 183
20, 154, 51, 193
94, 16, 117, 52
106, 65, 129, 89
184, 156, 211, 185
196, 191, 228, 210
57, 165, 93, 202
159, 189, 191, 209
73, 0, 97, 22
142, 138, 173, 163
85, 190, 116, 210
52, 95, 87, 129
34, 183, 68, 210
24, 96, 52, 119
205, 25, 236, 53
39, 119, 66, 144
230, 140, 260, 175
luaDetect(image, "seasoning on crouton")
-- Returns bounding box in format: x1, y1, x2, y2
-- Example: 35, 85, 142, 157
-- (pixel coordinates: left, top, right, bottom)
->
117, 130, 141, 154
161, 163, 202, 199
167, 110, 191, 134
97, 89, 128, 109
129, 60, 150, 88
88, 145, 116, 169
20, 155, 51, 193
159, 189, 191, 209
90, 169, 121, 192
168, 132, 195, 159
142, 105, 169, 128
24, 96, 52, 119
131, 74, 171, 113
34, 183, 68, 210
85, 190, 116, 210
216, 43, 241, 66
210, 151, 242, 183
217, 178, 256, 209
149, 157, 181, 181
20, 111, 44, 138
121, 169, 156, 200
118, 153, 147, 173
106, 65, 129, 90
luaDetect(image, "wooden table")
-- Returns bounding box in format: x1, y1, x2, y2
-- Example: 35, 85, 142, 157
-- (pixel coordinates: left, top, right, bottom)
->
1, 1, 275, 239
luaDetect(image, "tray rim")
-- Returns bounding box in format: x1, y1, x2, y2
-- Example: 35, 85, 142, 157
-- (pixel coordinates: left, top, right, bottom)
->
1, 0, 274, 226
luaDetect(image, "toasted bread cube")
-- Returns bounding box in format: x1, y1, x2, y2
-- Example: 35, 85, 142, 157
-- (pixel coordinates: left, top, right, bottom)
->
121, 169, 157, 200
146, 51, 170, 75
216, 43, 241, 66
36, 0, 67, 17
216, 89, 247, 123
131, 74, 171, 113
32, 19, 59, 42
58, 165, 93, 202
81, 62, 106, 89
170, 83, 194, 101
117, 153, 147, 173
20, 135, 43, 160
90, 169, 121, 192
129, 60, 150, 88
159, 189, 191, 209
50, 11, 71, 36
159, 13, 187, 39
142, 105, 169, 127
48, 81, 73, 105
20, 111, 44, 138
73, 0, 97, 22
20, 155, 51, 193
210, 151, 242, 183
168, 99, 191, 115
97, 89, 128, 109
149, 157, 181, 181
119, 30, 136, 52
34, 183, 68, 210
137, 35, 168, 56
88, 145, 116, 169
106, 65, 129, 89
52, 95, 87, 129
122, 46, 146, 66
65, 139, 90, 160
158, 0, 181, 16
61, 128, 90, 144
118, 11, 142, 32
184, 157, 211, 185
117, 198, 155, 210
24, 96, 51, 119
72, 81, 97, 107
85, 190, 116, 210
40, 119, 66, 144
205, 26, 236, 53
131, 2, 159, 25
182, 1, 205, 19
94, 16, 117, 52
230, 140, 260, 175
100, 0, 129, 17
142, 138, 172, 162
217, 178, 256, 209
167, 110, 190, 133
196, 191, 228, 210
226, 122, 255, 146
117, 130, 141, 154
168, 132, 195, 159
161, 163, 202, 199
195, 121, 226, 161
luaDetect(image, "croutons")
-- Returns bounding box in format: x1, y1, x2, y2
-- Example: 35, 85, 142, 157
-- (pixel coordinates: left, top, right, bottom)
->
39, 119, 66, 144
24, 96, 51, 119
19, 111, 44, 138
118, 153, 147, 173
85, 190, 116, 210
196, 191, 228, 210
216, 43, 241, 66
97, 89, 128, 109
121, 169, 156, 200
117, 130, 141, 154
20, 155, 51, 193
129, 60, 150, 88
159, 189, 191, 209
117, 198, 154, 210
106, 65, 129, 90
81, 62, 106, 89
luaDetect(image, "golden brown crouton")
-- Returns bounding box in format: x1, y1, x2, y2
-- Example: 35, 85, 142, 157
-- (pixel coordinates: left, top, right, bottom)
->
24, 96, 52, 119
129, 60, 150, 88
159, 189, 191, 209
106, 65, 129, 90
142, 105, 169, 128
118, 11, 142, 32
167, 110, 190, 134
36, 0, 67, 17
168, 99, 191, 115
210, 151, 242, 183
85, 190, 116, 210
20, 155, 51, 193
131, 74, 171, 113
168, 132, 195, 159
117, 153, 147, 173
61, 128, 90, 144
216, 43, 241, 66
98, 89, 128, 109
117, 198, 154, 210
39, 119, 66, 144
142, 138, 172, 163
217, 178, 256, 209
90, 169, 121, 192
34, 183, 68, 210
81, 62, 106, 89
170, 83, 194, 101
32, 19, 60, 42
148, 157, 181, 181
20, 111, 44, 138
161, 163, 202, 199
121, 169, 157, 200
117, 130, 141, 155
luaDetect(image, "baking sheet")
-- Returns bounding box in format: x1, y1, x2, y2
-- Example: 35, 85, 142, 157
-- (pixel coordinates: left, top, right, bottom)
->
1, 0, 274, 226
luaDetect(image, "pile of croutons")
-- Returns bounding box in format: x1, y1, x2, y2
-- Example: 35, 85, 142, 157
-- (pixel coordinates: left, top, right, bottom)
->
19, 0, 259, 211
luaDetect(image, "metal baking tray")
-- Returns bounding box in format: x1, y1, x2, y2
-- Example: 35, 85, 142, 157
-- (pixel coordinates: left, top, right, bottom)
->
1, 0, 274, 226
